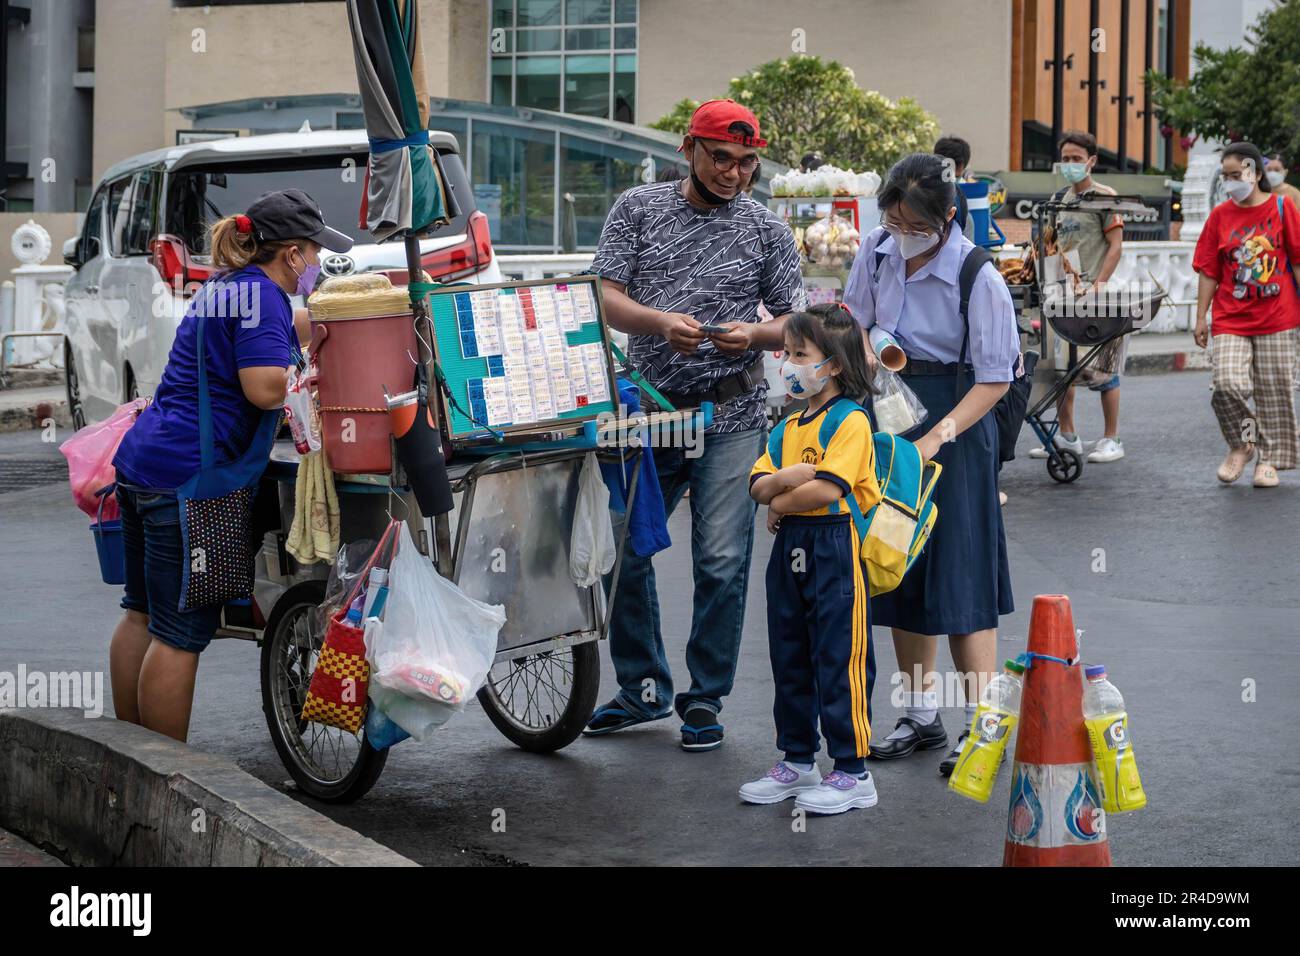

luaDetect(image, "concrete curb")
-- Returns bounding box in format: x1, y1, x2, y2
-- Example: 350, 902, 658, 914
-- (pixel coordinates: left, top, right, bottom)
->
0, 396, 70, 434
1124, 349, 1213, 376
0, 709, 418, 867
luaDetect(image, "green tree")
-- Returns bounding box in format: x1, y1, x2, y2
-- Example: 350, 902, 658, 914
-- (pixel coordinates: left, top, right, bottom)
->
649, 56, 939, 174
1147, 0, 1300, 163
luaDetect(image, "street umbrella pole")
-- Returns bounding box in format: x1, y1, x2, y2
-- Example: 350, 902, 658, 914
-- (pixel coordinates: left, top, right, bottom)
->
346, 0, 455, 573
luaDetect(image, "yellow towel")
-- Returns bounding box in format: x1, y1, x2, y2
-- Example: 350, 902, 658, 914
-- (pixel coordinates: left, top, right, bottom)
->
287, 449, 340, 564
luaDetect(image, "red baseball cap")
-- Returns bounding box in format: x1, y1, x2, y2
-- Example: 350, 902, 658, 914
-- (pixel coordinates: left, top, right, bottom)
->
686, 99, 767, 148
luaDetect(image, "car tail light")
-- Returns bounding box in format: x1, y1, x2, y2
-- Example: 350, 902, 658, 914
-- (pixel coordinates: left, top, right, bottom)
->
150, 234, 215, 297
381, 211, 494, 286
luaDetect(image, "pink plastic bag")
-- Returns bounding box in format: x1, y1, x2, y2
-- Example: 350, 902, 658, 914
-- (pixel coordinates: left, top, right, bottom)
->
59, 398, 149, 522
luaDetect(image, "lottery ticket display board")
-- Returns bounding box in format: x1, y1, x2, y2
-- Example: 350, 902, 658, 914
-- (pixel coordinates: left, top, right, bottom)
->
426, 276, 618, 441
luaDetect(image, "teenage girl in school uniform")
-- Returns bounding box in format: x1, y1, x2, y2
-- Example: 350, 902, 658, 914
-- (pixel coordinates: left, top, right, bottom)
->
842, 153, 1020, 775
744, 303, 883, 815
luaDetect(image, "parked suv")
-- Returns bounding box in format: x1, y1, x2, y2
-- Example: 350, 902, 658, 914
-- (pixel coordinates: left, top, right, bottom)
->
63, 129, 500, 427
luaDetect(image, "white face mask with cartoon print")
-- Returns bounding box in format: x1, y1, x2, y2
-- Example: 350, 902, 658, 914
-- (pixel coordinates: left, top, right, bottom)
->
781, 357, 832, 397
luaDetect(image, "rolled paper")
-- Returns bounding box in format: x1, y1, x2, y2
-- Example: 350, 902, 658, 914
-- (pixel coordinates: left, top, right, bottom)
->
869, 326, 907, 371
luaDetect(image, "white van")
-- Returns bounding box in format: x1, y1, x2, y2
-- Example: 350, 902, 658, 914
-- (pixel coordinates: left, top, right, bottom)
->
62, 129, 501, 427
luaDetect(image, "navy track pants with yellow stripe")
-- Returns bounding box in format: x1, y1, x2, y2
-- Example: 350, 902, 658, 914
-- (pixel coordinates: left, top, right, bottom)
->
765, 514, 875, 764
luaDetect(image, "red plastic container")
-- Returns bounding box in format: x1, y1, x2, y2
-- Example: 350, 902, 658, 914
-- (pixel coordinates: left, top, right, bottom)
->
310, 313, 419, 474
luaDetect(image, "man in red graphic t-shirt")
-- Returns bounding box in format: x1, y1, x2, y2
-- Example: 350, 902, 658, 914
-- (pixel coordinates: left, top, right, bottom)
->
1193, 142, 1300, 488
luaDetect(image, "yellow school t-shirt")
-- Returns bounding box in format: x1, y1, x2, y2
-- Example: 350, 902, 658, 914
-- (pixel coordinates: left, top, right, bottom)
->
750, 396, 882, 517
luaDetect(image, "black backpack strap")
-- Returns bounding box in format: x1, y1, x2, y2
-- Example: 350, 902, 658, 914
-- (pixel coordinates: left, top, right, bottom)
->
871, 227, 889, 282
957, 246, 993, 367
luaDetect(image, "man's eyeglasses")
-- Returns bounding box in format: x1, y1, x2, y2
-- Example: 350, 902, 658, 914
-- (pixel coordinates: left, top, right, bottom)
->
695, 143, 760, 174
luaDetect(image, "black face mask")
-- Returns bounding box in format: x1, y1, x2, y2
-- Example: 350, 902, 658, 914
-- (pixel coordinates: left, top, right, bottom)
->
688, 141, 735, 206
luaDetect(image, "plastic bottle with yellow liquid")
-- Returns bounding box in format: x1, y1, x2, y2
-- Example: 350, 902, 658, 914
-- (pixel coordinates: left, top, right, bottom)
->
1082, 665, 1147, 813
948, 659, 1025, 803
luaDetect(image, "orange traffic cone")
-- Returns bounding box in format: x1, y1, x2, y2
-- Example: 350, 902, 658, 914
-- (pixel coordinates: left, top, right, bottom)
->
1003, 595, 1111, 866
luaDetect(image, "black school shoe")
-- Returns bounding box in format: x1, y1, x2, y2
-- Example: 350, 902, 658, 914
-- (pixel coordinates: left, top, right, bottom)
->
866, 715, 948, 760
938, 731, 967, 777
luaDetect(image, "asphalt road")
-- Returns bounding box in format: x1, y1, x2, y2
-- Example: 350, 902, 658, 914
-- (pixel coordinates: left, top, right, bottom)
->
2, 371, 1297, 866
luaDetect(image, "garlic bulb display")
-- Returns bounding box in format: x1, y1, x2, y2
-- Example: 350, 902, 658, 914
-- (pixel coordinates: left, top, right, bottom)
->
771, 164, 880, 198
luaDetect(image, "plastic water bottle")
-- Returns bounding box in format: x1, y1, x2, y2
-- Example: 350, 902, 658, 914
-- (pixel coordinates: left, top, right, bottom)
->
948, 659, 1025, 803
1082, 665, 1147, 813
362, 567, 388, 620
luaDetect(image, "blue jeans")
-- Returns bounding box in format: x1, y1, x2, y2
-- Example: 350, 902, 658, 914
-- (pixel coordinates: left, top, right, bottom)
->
118, 480, 222, 653
606, 427, 765, 720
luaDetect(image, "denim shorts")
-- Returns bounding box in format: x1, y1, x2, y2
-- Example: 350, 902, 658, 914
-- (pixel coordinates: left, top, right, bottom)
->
1088, 373, 1122, 393
117, 479, 221, 653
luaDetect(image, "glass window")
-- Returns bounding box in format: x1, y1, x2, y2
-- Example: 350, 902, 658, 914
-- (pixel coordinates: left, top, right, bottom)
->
492, 0, 513, 28
518, 0, 561, 26
615, 0, 637, 23
614, 26, 635, 49
517, 56, 561, 111
560, 134, 643, 247
518, 28, 561, 52
107, 178, 133, 257
472, 121, 556, 248
82, 189, 107, 261
613, 54, 636, 123
566, 27, 609, 49
123, 171, 158, 255
491, 57, 513, 105
567, 0, 611, 24
565, 54, 611, 118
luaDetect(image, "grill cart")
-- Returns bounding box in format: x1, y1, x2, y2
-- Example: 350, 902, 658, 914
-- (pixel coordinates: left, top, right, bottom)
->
1016, 192, 1167, 483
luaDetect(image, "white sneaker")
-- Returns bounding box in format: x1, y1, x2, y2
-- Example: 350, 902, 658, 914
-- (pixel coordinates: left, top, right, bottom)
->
1028, 433, 1084, 459
794, 770, 879, 815
1087, 437, 1125, 463
739, 762, 823, 804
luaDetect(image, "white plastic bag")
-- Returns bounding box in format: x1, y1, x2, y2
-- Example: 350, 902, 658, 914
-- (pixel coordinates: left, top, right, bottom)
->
370, 525, 506, 738
871, 366, 929, 436
569, 452, 616, 587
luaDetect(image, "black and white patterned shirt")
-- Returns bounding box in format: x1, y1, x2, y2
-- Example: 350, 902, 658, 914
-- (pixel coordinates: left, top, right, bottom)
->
591, 181, 805, 433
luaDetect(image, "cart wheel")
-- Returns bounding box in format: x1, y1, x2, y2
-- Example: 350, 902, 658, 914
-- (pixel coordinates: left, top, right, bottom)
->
477, 640, 601, 753
259, 580, 388, 803
1046, 448, 1084, 483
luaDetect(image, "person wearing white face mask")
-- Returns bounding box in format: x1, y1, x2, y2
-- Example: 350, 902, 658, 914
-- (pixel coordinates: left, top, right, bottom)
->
842, 153, 1020, 777
1192, 142, 1300, 487
1028, 131, 1127, 464
1265, 155, 1300, 211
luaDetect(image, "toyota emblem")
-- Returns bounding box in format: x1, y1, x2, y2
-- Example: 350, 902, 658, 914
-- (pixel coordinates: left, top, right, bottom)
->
322, 254, 355, 276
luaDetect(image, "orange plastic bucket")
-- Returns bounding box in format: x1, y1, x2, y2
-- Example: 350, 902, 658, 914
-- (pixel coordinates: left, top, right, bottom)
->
309, 313, 419, 474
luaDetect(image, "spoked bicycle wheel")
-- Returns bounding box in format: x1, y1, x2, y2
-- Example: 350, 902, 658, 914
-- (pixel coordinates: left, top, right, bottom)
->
478, 639, 601, 753
259, 581, 387, 803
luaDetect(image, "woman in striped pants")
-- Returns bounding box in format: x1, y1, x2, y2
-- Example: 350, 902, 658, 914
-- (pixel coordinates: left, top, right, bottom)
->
1192, 143, 1300, 488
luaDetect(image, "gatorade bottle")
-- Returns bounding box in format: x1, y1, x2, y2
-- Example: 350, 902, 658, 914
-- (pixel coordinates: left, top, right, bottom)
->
1082, 665, 1147, 813
948, 659, 1025, 803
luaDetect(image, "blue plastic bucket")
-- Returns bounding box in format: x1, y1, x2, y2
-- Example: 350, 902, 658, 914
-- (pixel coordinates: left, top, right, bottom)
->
91, 519, 125, 585
91, 484, 124, 585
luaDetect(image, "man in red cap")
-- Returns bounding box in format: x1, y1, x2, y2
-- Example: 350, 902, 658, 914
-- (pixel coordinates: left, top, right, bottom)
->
585, 99, 805, 753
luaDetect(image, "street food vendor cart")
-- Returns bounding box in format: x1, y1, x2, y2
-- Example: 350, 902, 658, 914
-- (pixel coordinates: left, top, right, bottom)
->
1002, 191, 1166, 482
213, 273, 708, 803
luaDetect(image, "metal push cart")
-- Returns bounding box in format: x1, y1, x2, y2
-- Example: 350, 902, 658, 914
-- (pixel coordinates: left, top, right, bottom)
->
1018, 192, 1166, 483
215, 273, 705, 805
211, 439, 642, 803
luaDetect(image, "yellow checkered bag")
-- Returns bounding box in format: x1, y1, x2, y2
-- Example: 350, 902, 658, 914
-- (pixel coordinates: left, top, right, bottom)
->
301, 609, 370, 733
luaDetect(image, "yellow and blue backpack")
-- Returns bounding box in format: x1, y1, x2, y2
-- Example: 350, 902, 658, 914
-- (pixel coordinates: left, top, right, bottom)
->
766, 400, 942, 596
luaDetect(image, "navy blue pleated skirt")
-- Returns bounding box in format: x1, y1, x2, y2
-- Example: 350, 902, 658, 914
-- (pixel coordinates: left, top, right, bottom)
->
869, 369, 1014, 636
